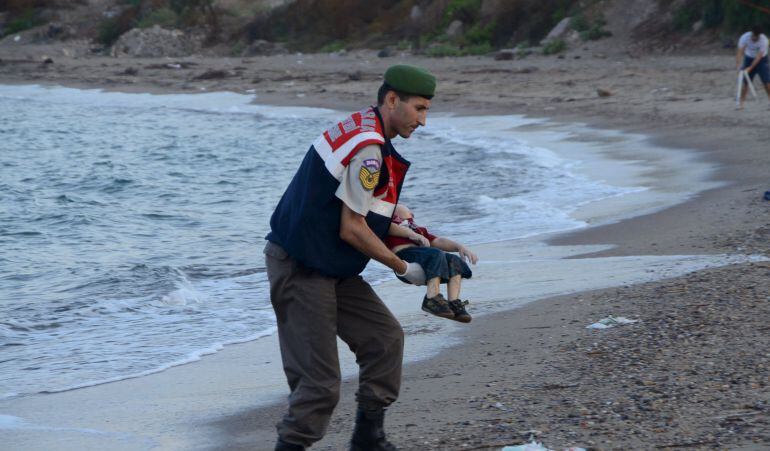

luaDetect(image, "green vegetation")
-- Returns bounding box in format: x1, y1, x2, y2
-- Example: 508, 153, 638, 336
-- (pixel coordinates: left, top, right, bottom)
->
425, 43, 464, 57
0, 0, 60, 38
444, 0, 483, 25
244, 0, 581, 54
136, 7, 177, 29
571, 12, 611, 41
395, 39, 412, 51
463, 22, 495, 46
3, 8, 44, 36
230, 39, 246, 56
94, 0, 219, 46
670, 0, 770, 32
542, 38, 567, 55
319, 40, 346, 53
673, 7, 700, 32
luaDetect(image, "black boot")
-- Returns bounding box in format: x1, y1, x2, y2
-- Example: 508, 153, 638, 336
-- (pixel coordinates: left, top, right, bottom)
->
275, 438, 305, 451
349, 407, 398, 451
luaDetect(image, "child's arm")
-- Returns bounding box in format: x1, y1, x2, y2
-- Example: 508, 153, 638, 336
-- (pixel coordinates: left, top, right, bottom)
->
388, 222, 430, 247
430, 237, 478, 264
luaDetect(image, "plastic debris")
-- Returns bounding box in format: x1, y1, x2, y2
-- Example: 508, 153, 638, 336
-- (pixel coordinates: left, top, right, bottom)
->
501, 442, 586, 451
586, 315, 638, 329
502, 441, 551, 451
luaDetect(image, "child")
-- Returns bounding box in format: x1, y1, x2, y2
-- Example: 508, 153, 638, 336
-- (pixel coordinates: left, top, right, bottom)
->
385, 204, 478, 322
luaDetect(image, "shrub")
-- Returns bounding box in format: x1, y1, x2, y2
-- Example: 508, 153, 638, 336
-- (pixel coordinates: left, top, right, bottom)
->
463, 21, 494, 46
319, 40, 346, 52
580, 24, 612, 40
395, 39, 411, 50
444, 0, 483, 24
136, 7, 178, 29
570, 13, 590, 32
573, 13, 611, 41
673, 6, 700, 32
96, 5, 140, 46
464, 42, 493, 55
425, 43, 463, 57
542, 38, 567, 55
3, 8, 44, 36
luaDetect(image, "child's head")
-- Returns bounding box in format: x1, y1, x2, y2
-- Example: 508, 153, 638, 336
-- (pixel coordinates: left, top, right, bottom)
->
394, 203, 413, 220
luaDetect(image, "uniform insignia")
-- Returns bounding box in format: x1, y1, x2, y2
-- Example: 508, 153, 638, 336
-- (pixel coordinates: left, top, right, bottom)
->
362, 159, 381, 171
359, 165, 380, 190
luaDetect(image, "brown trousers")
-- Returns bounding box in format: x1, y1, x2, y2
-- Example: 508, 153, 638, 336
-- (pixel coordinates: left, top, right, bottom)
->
264, 242, 404, 447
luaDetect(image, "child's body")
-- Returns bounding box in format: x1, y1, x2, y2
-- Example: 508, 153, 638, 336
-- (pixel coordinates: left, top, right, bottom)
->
384, 204, 478, 322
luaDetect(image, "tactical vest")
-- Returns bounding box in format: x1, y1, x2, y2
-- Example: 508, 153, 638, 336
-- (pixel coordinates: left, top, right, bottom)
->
266, 106, 410, 277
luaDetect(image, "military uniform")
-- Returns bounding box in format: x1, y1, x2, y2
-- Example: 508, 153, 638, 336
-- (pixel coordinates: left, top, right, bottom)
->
266, 65, 436, 450
265, 106, 410, 446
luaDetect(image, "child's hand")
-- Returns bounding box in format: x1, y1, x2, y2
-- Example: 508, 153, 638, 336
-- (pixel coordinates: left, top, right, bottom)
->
410, 233, 430, 247
458, 245, 478, 265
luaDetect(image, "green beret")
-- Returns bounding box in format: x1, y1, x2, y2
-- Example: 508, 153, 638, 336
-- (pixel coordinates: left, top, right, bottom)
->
384, 64, 436, 98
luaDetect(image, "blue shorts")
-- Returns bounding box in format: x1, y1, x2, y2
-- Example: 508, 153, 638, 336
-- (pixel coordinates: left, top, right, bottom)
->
395, 246, 472, 284
742, 55, 770, 84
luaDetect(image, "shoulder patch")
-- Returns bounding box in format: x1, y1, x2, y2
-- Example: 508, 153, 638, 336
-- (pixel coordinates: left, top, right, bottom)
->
359, 162, 380, 190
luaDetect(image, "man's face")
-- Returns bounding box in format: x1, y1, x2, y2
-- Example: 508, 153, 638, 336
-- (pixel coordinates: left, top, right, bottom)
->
391, 95, 431, 139
752, 32, 759, 41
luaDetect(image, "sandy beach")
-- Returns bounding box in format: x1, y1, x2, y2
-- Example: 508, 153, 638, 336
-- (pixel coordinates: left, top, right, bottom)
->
2, 34, 770, 451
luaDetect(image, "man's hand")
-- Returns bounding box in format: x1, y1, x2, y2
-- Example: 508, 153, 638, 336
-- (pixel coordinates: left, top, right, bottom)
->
340, 203, 407, 274
458, 245, 478, 265
396, 261, 426, 285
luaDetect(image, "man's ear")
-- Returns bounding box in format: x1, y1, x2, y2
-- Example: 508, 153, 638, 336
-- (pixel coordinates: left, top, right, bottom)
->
385, 91, 399, 110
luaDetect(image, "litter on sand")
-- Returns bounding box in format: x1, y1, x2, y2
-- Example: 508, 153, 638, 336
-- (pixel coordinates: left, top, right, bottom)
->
501, 441, 586, 451
586, 315, 639, 329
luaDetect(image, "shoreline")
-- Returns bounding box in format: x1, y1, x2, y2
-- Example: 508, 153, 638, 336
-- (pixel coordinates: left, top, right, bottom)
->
2, 49, 769, 450
0, 83, 734, 400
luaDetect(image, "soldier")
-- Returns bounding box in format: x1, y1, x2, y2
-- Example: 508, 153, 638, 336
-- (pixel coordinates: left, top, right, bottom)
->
265, 65, 436, 451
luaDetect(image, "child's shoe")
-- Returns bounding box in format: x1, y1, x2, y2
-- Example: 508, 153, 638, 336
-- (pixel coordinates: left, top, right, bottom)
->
421, 294, 454, 319
448, 299, 472, 323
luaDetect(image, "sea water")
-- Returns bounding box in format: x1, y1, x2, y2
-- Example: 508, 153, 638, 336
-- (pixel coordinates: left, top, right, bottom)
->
0, 85, 652, 399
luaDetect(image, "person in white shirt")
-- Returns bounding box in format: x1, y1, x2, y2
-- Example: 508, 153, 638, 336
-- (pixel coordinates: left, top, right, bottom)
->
736, 26, 770, 109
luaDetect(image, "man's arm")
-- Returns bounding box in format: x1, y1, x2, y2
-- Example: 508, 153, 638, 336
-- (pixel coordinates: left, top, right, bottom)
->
748, 53, 763, 72
736, 44, 746, 69
341, 204, 407, 274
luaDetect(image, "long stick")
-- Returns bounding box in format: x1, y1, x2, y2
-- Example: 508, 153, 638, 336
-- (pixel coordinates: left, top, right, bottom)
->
743, 69, 759, 99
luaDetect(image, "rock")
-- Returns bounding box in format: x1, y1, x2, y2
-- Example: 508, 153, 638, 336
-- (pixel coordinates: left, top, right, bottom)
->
692, 20, 704, 33
377, 47, 394, 58
410, 5, 422, 22
111, 25, 198, 58
45, 23, 73, 40
494, 50, 514, 61
194, 69, 230, 80
481, 0, 504, 19
517, 66, 539, 74
348, 70, 363, 81
597, 88, 613, 97
542, 17, 572, 44
41, 57, 54, 64
446, 20, 463, 39
241, 39, 288, 57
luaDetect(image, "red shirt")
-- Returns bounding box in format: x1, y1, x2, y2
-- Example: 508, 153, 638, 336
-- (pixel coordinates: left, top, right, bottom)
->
383, 215, 437, 250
